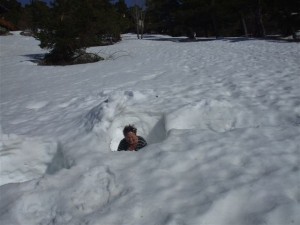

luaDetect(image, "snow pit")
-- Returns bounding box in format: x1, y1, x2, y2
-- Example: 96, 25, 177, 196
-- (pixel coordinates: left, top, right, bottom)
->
108, 112, 166, 151
45, 142, 73, 175
81, 91, 167, 151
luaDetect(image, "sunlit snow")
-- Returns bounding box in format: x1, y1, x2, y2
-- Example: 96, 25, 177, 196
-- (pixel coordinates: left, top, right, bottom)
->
1, 32, 300, 225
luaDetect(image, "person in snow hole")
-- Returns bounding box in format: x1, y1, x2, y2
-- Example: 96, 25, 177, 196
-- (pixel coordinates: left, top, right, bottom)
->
117, 125, 147, 151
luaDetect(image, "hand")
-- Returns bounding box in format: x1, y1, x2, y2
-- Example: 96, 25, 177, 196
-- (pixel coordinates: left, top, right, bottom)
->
128, 143, 137, 151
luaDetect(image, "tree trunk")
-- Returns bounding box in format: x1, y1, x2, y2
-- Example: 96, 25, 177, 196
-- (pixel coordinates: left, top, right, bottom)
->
239, 11, 248, 37
133, 6, 145, 39
139, 19, 144, 39
135, 7, 140, 39
210, 0, 219, 38
284, 10, 295, 37
255, 0, 266, 37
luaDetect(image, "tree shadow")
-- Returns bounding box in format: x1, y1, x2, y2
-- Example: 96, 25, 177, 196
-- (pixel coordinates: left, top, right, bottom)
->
222, 36, 298, 43
220, 37, 252, 42
22, 53, 45, 63
144, 36, 217, 43
143, 35, 253, 43
143, 35, 298, 43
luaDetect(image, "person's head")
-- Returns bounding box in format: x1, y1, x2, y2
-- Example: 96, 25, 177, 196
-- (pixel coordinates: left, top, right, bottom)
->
123, 125, 138, 145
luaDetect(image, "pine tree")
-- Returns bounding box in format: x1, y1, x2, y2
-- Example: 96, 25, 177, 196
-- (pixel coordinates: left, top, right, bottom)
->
146, 0, 181, 36
115, 0, 132, 33
35, 0, 123, 65
0, 0, 22, 29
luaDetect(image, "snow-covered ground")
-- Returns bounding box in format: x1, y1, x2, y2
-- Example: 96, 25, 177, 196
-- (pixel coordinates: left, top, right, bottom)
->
0, 32, 300, 225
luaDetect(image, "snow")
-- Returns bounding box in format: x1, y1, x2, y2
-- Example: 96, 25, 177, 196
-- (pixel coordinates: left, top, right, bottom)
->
1, 32, 300, 225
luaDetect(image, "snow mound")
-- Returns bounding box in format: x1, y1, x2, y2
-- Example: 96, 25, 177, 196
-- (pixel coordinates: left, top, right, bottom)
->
1, 165, 125, 225
165, 99, 282, 132
82, 91, 134, 132
0, 132, 71, 186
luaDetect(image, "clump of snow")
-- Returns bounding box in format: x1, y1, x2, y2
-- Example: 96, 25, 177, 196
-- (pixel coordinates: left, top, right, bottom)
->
0, 32, 300, 225
0, 132, 72, 186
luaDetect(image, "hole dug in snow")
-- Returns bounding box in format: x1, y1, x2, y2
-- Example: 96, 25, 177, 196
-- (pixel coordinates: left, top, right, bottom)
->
45, 142, 73, 175
107, 99, 270, 151
108, 112, 166, 151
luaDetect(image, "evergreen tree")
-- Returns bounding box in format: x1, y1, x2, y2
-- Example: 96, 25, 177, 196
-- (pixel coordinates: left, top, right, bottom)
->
28, 0, 51, 33
265, 0, 300, 37
145, 0, 299, 38
0, 0, 22, 28
176, 0, 219, 37
114, 0, 132, 33
35, 0, 122, 65
146, 0, 181, 35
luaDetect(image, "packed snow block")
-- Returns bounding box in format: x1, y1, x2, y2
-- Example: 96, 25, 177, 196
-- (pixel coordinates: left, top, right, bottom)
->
108, 112, 166, 151
165, 100, 238, 133
0, 133, 60, 186
1, 165, 124, 225
164, 99, 283, 133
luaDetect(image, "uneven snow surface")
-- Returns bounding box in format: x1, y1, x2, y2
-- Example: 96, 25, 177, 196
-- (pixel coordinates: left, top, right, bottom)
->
1, 32, 300, 225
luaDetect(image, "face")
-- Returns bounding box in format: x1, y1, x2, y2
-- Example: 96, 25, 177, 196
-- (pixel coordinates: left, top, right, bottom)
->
125, 132, 138, 145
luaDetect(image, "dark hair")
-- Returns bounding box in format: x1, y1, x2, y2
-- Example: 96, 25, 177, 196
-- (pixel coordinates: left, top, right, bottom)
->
123, 124, 137, 136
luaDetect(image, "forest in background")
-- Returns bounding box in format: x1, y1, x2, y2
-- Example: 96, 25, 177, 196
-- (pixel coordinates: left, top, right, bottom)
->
1, 0, 299, 64
1, 0, 299, 38
145, 0, 300, 38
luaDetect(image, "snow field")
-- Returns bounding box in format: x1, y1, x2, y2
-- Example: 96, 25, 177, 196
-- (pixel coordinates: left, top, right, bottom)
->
0, 32, 300, 225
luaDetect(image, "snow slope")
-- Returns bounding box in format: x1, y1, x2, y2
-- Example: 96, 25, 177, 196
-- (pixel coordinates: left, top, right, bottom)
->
0, 32, 300, 225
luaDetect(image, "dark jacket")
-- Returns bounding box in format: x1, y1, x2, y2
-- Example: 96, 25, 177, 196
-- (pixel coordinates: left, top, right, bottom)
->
117, 136, 147, 151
